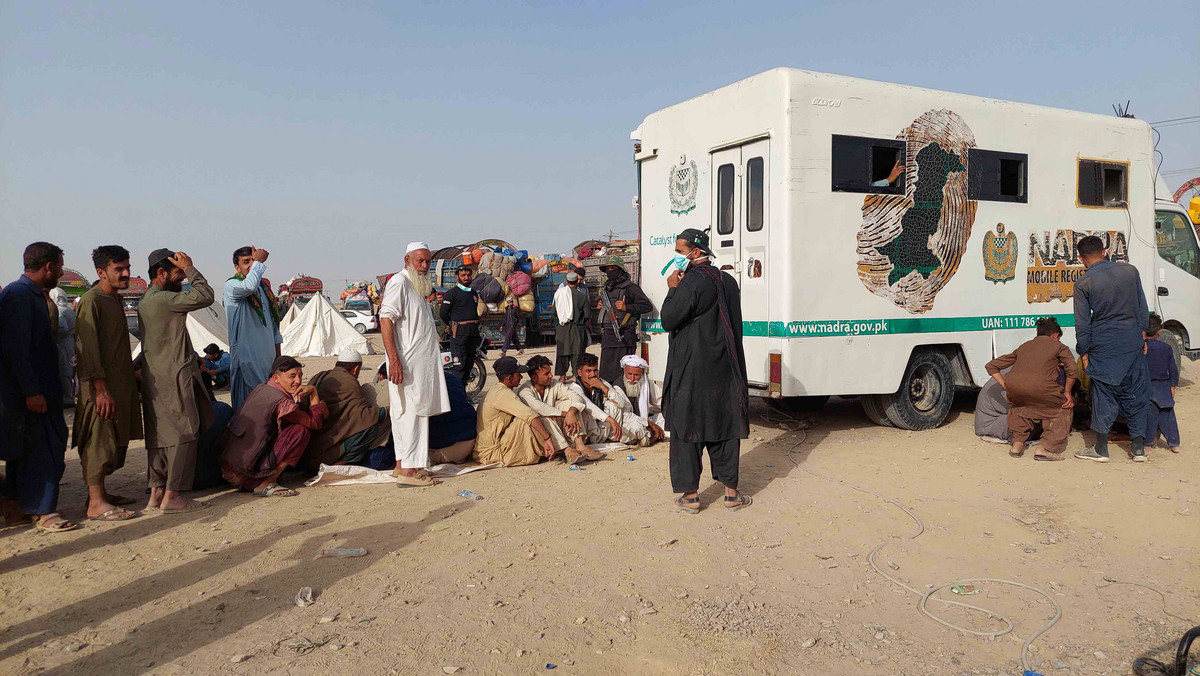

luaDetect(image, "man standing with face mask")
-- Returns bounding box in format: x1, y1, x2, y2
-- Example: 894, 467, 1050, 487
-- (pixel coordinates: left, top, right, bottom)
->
661, 228, 750, 514
139, 249, 215, 514
597, 256, 652, 384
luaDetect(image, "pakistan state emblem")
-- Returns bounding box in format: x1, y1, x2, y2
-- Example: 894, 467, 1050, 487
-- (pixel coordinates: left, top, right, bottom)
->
983, 222, 1017, 284
668, 155, 698, 215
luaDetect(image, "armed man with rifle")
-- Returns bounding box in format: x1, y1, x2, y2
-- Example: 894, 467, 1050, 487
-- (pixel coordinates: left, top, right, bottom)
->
597, 257, 653, 383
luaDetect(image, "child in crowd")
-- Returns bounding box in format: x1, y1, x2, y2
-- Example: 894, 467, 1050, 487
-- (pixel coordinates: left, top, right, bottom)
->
984, 317, 1078, 461
1144, 314, 1181, 453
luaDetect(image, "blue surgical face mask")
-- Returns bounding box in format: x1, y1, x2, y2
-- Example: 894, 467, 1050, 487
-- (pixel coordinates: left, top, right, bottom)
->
660, 250, 695, 277
457, 282, 471, 292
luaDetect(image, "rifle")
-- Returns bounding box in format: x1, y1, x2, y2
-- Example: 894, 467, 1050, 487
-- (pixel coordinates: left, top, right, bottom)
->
599, 288, 629, 328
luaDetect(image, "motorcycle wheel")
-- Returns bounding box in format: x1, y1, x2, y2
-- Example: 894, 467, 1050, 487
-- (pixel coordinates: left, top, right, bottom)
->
464, 356, 487, 403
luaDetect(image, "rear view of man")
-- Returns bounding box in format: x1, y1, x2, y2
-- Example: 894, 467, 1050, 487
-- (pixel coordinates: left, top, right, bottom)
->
553, 272, 589, 383
73, 245, 142, 520
1071, 235, 1151, 463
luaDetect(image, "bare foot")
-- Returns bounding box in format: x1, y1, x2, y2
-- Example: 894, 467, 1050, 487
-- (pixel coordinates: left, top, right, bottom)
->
86, 498, 121, 519
159, 495, 198, 511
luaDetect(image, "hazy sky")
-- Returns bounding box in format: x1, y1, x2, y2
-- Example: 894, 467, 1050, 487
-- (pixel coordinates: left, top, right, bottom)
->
2, 0, 1197, 288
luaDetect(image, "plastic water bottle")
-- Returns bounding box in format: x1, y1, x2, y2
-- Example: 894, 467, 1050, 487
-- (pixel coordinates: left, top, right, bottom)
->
458, 490, 484, 500
626, 455, 635, 461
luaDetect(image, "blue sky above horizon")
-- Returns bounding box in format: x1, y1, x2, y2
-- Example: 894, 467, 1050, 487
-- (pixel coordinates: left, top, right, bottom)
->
2, 0, 1197, 286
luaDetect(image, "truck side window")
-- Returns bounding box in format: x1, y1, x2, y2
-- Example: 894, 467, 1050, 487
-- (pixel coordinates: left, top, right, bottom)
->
967, 149, 1028, 203
1078, 159, 1127, 207
1156, 210, 1200, 279
746, 157, 764, 232
717, 163, 735, 235
831, 135, 905, 195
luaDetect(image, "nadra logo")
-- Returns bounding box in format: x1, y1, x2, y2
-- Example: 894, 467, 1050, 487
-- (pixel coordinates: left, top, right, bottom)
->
648, 234, 678, 247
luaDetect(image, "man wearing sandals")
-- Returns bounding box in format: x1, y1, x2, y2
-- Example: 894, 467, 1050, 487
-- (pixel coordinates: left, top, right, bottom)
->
661, 229, 751, 514
73, 245, 143, 521
516, 354, 605, 465
138, 249, 216, 514
0, 243, 76, 533
221, 355, 327, 496
380, 243, 450, 487
473, 357, 560, 467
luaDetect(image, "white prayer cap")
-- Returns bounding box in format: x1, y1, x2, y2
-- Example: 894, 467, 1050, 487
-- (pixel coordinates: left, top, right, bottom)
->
565, 272, 579, 282
620, 355, 649, 369
405, 241, 431, 255
337, 348, 363, 364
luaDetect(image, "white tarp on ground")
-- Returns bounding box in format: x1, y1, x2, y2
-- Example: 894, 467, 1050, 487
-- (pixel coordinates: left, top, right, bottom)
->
280, 293, 375, 357
304, 462, 502, 486
278, 303, 300, 332
132, 302, 230, 358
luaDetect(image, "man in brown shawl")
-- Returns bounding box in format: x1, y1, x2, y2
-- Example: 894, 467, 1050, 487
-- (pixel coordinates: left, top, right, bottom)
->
73, 245, 142, 520
138, 249, 215, 514
303, 348, 390, 471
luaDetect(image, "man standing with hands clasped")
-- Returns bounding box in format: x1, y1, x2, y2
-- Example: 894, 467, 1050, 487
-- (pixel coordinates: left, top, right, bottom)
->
225, 245, 281, 411
661, 228, 750, 514
139, 249, 216, 513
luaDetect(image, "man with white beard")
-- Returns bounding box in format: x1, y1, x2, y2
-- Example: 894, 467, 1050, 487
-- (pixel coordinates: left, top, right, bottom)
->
613, 355, 666, 445
380, 242, 450, 487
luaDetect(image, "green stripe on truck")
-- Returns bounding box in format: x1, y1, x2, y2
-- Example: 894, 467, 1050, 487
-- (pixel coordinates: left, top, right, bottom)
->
641, 314, 1076, 337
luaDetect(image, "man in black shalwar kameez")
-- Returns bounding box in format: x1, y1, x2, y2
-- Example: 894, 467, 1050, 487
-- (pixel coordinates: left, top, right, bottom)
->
661, 229, 750, 513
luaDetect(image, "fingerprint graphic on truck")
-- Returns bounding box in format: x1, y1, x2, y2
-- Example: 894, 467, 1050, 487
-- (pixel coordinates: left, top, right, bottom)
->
856, 110, 978, 314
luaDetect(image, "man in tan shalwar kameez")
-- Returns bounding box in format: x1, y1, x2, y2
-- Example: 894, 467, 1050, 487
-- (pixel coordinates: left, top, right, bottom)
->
73, 246, 143, 520
515, 354, 604, 465
138, 249, 215, 514
473, 357, 556, 467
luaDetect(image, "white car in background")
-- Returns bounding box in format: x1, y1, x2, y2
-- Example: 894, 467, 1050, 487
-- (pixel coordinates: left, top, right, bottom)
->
340, 309, 377, 334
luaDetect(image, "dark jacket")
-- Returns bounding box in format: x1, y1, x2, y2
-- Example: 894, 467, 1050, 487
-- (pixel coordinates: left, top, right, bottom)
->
660, 262, 749, 442
308, 366, 382, 456
600, 276, 653, 348
1074, 259, 1149, 385
0, 276, 66, 461
1146, 338, 1178, 408
430, 373, 477, 449
221, 383, 289, 476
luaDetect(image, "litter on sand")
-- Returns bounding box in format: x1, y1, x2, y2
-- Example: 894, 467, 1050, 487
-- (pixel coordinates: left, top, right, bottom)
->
319, 547, 368, 558
294, 587, 315, 607
949, 584, 980, 595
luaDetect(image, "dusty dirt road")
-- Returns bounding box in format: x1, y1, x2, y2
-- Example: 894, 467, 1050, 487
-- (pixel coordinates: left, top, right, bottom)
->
1, 340, 1196, 675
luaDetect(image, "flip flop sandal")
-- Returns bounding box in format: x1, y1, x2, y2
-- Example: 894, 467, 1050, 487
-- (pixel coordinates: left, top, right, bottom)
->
106, 494, 138, 506
675, 496, 700, 514
1034, 454, 1065, 462
161, 501, 212, 515
33, 514, 79, 533
253, 483, 299, 497
88, 508, 137, 521
724, 495, 752, 512
1009, 450, 1025, 458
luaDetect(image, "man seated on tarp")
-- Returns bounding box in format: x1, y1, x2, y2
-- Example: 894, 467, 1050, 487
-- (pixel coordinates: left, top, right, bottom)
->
303, 348, 390, 472
516, 354, 605, 465
569, 353, 644, 446
473, 356, 559, 467
355, 363, 478, 469
612, 355, 667, 445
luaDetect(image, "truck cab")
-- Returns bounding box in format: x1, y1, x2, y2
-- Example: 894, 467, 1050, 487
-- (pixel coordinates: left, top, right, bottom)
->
1153, 197, 1200, 366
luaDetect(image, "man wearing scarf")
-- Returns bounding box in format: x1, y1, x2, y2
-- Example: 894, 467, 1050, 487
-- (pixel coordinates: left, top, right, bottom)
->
614, 355, 666, 444
224, 246, 282, 411
661, 228, 751, 514
597, 257, 652, 383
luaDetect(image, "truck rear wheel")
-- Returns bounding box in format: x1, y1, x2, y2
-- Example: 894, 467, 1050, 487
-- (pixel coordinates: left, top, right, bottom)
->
860, 394, 896, 428
882, 349, 956, 431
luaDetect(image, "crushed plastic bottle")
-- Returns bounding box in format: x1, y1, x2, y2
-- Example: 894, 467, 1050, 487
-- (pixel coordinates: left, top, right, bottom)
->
320, 547, 368, 558
294, 586, 315, 607
569, 466, 587, 471
457, 490, 484, 501
626, 455, 635, 461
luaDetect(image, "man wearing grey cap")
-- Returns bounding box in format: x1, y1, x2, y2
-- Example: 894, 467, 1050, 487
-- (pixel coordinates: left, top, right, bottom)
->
552, 270, 590, 384
138, 249, 216, 514
304, 348, 391, 471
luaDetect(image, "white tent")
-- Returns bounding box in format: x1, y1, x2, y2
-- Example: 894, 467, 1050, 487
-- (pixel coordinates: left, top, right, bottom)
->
280, 294, 375, 358
278, 303, 300, 332
132, 303, 230, 359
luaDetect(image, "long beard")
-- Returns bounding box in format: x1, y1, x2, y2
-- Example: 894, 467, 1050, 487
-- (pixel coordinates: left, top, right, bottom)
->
406, 265, 434, 299
623, 379, 642, 399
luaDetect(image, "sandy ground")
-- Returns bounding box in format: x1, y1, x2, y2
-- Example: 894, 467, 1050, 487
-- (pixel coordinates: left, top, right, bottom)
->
1, 337, 1197, 676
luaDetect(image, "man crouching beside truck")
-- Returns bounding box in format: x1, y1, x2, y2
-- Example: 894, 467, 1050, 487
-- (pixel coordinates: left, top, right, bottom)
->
985, 317, 1078, 461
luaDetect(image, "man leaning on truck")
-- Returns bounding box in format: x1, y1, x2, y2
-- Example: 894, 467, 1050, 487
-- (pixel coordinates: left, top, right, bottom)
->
1071, 235, 1151, 464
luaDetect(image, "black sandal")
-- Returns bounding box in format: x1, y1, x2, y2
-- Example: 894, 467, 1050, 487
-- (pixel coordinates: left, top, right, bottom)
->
724, 495, 752, 512
675, 496, 700, 514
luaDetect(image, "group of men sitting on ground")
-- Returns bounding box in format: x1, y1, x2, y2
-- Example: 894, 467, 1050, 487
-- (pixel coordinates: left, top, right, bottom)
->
475, 352, 667, 467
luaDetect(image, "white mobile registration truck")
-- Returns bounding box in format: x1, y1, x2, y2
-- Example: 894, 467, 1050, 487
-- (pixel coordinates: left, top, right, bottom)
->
633, 68, 1200, 429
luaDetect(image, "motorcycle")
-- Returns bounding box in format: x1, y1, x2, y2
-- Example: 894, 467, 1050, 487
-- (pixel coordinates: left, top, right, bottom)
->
440, 338, 490, 402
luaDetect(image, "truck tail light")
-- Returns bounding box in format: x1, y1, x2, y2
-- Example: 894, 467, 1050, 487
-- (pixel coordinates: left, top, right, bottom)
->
641, 342, 650, 364
769, 352, 782, 398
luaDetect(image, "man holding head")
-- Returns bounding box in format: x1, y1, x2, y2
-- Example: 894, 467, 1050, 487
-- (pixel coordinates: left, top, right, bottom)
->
380, 242, 450, 487
73, 245, 143, 520
1072, 235, 1151, 463
138, 248, 215, 513
0, 243, 74, 532
224, 245, 281, 410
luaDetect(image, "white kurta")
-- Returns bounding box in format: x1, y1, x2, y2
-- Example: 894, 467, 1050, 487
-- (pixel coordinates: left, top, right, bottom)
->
380, 270, 450, 468
569, 380, 643, 445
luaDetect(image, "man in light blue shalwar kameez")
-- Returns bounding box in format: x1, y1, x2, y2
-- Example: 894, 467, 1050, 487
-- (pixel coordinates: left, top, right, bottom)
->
224, 246, 281, 411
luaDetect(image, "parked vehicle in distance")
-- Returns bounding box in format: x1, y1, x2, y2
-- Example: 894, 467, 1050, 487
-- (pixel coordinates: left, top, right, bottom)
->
339, 309, 377, 334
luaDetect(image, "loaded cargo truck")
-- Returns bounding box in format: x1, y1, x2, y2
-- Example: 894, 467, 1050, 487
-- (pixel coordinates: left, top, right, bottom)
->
633, 68, 1200, 430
